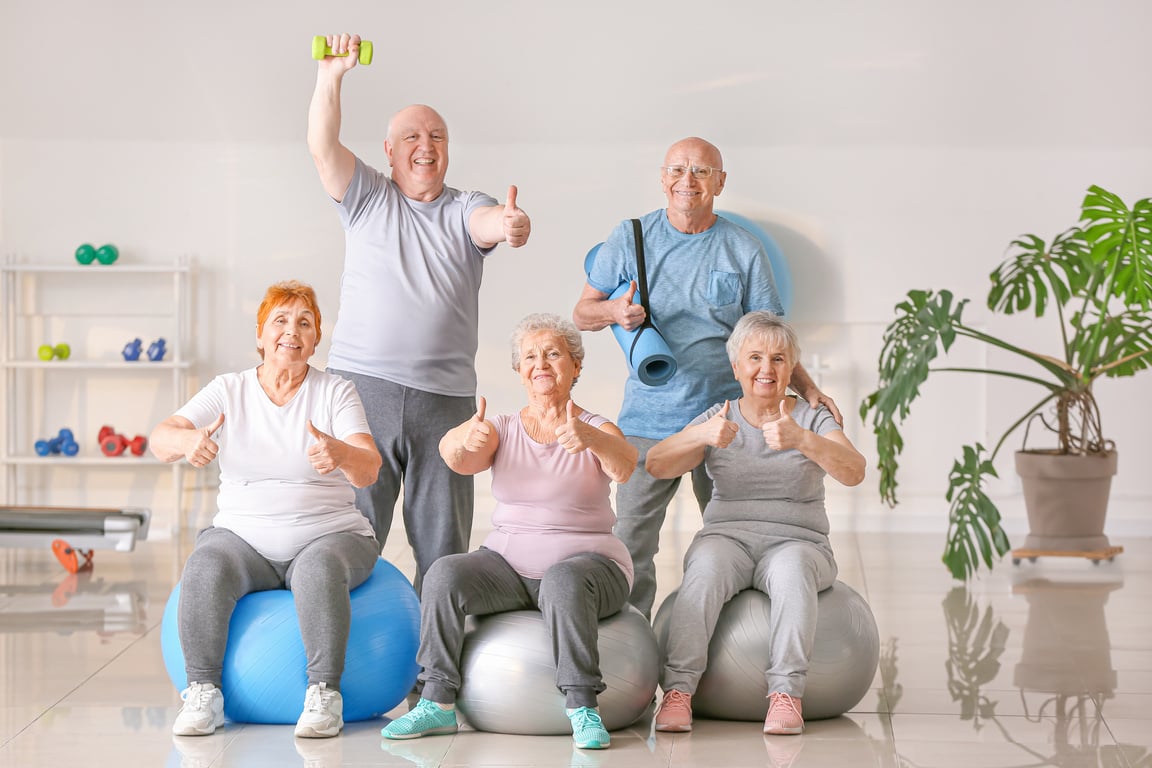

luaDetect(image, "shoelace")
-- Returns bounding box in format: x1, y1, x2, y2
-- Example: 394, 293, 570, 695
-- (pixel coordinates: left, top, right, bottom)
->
572, 708, 604, 729
182, 685, 216, 711
662, 690, 691, 711
767, 692, 801, 718
303, 684, 333, 713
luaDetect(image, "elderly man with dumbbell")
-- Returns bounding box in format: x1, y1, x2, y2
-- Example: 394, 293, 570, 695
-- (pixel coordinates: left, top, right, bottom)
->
307, 33, 532, 593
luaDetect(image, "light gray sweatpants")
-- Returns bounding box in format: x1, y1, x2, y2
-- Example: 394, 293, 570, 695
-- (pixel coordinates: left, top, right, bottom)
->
614, 435, 712, 619
329, 369, 475, 594
661, 532, 837, 698
416, 548, 630, 710
178, 526, 380, 691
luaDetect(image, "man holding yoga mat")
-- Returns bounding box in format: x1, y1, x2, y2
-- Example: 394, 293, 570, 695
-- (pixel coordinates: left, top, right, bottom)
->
573, 137, 840, 619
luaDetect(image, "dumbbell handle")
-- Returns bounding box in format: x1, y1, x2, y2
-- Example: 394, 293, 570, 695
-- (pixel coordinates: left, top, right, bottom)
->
311, 36, 374, 65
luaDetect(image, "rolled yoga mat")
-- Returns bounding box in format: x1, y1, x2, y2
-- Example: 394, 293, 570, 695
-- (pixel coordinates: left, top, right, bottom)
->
584, 243, 677, 387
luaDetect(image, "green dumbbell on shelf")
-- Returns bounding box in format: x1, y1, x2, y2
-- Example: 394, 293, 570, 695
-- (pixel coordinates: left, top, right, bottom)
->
37, 343, 71, 361
311, 36, 373, 65
75, 243, 119, 265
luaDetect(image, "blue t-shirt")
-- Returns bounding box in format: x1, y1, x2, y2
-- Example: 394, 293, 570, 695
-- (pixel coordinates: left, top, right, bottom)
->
587, 210, 783, 439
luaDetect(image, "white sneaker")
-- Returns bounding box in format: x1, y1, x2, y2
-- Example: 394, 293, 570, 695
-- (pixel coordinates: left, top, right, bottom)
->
294, 682, 344, 738
172, 682, 225, 736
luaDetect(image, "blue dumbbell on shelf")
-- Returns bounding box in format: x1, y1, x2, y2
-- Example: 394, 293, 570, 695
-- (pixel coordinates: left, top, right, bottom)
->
122, 338, 143, 361
34, 428, 79, 457
147, 338, 167, 362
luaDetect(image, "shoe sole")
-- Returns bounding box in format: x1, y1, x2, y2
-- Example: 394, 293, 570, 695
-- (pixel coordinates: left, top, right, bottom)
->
294, 722, 343, 738
763, 726, 804, 735
574, 739, 610, 749
655, 723, 692, 732
172, 722, 220, 736
382, 725, 458, 740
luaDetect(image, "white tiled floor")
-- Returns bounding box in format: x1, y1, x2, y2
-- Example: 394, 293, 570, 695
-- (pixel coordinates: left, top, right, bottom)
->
2, 511, 1149, 767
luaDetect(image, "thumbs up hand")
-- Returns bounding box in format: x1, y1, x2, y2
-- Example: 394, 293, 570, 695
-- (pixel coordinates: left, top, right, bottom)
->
306, 420, 345, 475
462, 396, 492, 452
555, 400, 593, 454
696, 401, 739, 449
613, 280, 647, 331
185, 413, 225, 467
762, 398, 802, 451
502, 185, 531, 247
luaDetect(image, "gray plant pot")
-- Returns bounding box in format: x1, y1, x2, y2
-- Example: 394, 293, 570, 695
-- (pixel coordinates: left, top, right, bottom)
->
1015, 450, 1118, 551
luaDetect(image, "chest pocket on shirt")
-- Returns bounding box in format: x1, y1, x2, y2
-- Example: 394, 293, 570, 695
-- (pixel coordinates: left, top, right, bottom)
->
708, 270, 743, 307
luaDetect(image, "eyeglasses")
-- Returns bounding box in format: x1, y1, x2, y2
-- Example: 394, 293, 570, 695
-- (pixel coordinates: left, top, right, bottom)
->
661, 165, 723, 180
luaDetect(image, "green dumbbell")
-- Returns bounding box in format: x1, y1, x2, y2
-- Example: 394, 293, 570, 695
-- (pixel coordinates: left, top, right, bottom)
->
37, 343, 71, 361
75, 243, 97, 265
95, 243, 119, 265
311, 36, 373, 65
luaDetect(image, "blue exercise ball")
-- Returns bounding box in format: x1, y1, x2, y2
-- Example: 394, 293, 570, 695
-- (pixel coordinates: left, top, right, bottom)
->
716, 210, 793, 316
161, 558, 420, 724
456, 605, 659, 735
653, 582, 879, 721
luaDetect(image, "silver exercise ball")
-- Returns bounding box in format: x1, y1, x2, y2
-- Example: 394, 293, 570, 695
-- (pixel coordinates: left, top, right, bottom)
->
653, 582, 879, 721
455, 606, 659, 735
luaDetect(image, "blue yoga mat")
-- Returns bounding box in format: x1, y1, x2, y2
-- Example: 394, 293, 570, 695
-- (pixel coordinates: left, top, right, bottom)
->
585, 244, 677, 387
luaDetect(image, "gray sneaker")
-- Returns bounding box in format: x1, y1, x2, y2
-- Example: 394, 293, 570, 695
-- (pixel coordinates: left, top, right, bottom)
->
294, 682, 344, 738
172, 682, 224, 736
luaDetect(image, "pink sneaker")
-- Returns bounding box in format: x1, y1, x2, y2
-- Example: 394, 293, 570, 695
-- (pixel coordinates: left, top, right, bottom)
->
763, 692, 804, 735
654, 689, 693, 732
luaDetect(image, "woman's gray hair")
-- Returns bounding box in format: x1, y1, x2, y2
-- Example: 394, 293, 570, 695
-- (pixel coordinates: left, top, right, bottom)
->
510, 313, 585, 378
725, 311, 800, 365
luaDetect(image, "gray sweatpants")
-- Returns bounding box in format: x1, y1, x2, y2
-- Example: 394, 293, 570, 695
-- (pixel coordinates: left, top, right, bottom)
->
613, 436, 712, 619
661, 533, 837, 698
416, 548, 630, 709
329, 369, 474, 594
178, 526, 380, 691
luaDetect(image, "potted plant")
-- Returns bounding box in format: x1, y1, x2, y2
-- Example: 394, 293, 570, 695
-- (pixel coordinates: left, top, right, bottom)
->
859, 186, 1152, 580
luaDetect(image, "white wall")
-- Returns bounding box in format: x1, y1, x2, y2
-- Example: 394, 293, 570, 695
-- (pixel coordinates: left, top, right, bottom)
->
2, 1, 1150, 543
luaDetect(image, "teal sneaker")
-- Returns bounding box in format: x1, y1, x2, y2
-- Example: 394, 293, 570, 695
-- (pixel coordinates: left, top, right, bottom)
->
567, 707, 610, 749
381, 698, 459, 740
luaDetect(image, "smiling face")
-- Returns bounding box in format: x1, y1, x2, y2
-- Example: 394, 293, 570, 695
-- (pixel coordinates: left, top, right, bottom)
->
732, 332, 794, 403
257, 298, 318, 366
661, 137, 726, 229
384, 104, 449, 202
516, 330, 581, 399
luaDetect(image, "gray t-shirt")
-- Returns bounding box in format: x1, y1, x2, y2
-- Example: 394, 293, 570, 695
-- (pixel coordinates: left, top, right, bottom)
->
328, 157, 498, 397
586, 210, 783, 439
693, 397, 840, 547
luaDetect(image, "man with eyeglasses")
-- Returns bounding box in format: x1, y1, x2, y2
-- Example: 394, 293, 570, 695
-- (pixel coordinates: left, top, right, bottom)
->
308, 33, 532, 593
573, 136, 841, 620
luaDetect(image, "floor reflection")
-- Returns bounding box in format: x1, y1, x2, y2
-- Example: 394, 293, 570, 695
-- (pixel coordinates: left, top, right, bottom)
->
0, 569, 148, 635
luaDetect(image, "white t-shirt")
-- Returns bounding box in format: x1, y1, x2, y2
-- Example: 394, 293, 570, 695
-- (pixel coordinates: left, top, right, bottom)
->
176, 366, 376, 561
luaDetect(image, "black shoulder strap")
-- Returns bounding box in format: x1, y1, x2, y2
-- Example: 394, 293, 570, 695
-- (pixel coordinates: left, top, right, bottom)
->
631, 218, 654, 329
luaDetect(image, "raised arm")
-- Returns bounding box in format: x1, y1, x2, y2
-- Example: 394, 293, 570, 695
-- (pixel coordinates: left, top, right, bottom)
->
645, 401, 738, 478
439, 396, 500, 476
305, 421, 382, 488
554, 402, 638, 483
307, 33, 360, 201
468, 185, 531, 249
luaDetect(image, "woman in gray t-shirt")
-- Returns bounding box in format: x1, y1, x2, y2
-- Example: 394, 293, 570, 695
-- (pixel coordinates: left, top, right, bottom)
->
645, 311, 866, 736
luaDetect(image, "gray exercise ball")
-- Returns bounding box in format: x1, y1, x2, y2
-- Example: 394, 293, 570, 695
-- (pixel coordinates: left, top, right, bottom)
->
455, 606, 659, 735
653, 582, 879, 721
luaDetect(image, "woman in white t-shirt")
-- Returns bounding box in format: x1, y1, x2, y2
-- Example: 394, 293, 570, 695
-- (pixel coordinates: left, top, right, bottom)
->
150, 280, 382, 741
381, 313, 637, 751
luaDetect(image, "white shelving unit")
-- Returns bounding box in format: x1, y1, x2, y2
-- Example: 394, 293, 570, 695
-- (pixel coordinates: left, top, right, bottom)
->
1, 255, 194, 522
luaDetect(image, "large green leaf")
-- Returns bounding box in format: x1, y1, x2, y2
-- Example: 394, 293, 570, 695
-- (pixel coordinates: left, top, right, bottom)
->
987, 229, 1090, 317
1081, 186, 1152, 310
942, 444, 1010, 581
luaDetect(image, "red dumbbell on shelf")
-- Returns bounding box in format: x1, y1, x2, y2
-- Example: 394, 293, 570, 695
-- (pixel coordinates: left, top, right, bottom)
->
97, 425, 148, 457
